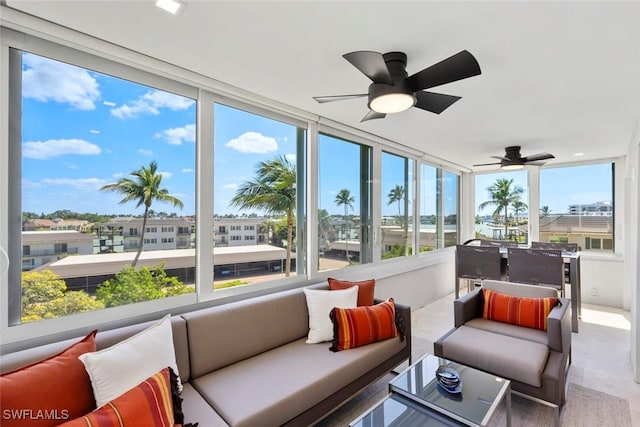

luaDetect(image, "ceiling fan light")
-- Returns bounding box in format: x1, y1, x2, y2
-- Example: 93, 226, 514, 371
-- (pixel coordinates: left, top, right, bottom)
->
369, 93, 416, 114
501, 163, 525, 171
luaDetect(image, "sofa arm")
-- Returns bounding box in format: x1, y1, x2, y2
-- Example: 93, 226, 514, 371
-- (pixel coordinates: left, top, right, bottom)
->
546, 297, 571, 354
453, 288, 482, 328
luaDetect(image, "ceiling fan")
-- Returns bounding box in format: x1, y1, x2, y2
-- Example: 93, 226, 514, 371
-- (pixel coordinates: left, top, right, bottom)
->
473, 146, 555, 170
313, 50, 481, 122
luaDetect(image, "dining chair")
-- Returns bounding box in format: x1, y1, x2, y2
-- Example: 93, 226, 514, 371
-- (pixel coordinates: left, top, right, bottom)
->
480, 240, 519, 248
455, 245, 502, 294
507, 247, 565, 296
531, 241, 579, 252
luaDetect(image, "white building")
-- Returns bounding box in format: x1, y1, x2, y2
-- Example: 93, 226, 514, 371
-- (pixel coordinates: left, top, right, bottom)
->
214, 218, 269, 247
102, 218, 194, 252
21, 231, 94, 271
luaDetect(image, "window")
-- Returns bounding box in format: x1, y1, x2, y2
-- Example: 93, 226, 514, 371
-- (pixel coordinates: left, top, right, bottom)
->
161, 226, 174, 233
161, 237, 174, 244
419, 164, 437, 251
443, 172, 459, 247
381, 151, 413, 259
317, 133, 372, 271
23, 245, 30, 256
144, 238, 158, 244
10, 47, 196, 325
218, 226, 226, 233
540, 163, 614, 252
475, 170, 528, 243
213, 103, 305, 284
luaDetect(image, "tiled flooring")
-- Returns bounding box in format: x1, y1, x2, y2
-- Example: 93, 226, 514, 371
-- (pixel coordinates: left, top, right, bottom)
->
412, 293, 640, 426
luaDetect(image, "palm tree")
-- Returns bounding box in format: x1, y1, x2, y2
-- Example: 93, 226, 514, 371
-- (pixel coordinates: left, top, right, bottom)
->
512, 199, 528, 222
334, 189, 355, 262
230, 155, 296, 277
478, 178, 524, 239
387, 185, 405, 224
101, 161, 183, 267
540, 205, 552, 217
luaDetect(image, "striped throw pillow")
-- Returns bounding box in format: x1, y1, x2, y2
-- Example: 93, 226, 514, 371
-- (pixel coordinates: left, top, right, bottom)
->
329, 298, 398, 351
59, 367, 174, 427
482, 288, 558, 331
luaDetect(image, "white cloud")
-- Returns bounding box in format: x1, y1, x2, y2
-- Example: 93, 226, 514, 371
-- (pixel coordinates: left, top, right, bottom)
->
138, 148, 154, 156
22, 53, 100, 110
89, 130, 100, 134
223, 183, 238, 190
111, 90, 194, 119
226, 131, 278, 154
41, 177, 107, 191
182, 168, 194, 173
103, 101, 116, 107
23, 139, 101, 159
285, 153, 297, 163
112, 172, 124, 178
156, 124, 195, 145
160, 171, 173, 179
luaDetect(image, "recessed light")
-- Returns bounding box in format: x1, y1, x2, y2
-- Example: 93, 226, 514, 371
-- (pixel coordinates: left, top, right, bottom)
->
156, 0, 183, 15
574, 152, 584, 157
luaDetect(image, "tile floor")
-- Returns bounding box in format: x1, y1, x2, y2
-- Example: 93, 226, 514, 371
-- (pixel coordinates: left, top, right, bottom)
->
412, 293, 640, 426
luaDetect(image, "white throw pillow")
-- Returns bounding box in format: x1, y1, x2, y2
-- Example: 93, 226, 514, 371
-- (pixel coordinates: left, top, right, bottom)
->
304, 286, 358, 343
78, 314, 181, 407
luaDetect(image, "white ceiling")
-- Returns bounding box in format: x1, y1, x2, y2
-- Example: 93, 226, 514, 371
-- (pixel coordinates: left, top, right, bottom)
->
6, 1, 640, 170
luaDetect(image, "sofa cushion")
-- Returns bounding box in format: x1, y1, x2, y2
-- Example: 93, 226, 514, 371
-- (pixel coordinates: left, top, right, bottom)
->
183, 286, 313, 377
438, 325, 549, 387
328, 278, 376, 306
191, 336, 405, 427
304, 286, 358, 343
329, 298, 398, 351
0, 330, 97, 427
180, 383, 229, 427
79, 315, 181, 407
59, 367, 174, 427
482, 288, 558, 331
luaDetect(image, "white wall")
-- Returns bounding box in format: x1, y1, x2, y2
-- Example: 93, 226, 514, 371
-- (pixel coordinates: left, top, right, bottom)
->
580, 256, 626, 308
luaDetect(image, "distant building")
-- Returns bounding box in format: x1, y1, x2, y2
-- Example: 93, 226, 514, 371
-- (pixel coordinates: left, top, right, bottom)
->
22, 230, 94, 271
568, 201, 612, 216
100, 218, 194, 253
539, 214, 613, 250
213, 217, 269, 247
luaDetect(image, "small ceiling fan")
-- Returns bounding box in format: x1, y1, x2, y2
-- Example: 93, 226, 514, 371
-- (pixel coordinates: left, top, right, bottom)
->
313, 50, 481, 122
473, 146, 555, 170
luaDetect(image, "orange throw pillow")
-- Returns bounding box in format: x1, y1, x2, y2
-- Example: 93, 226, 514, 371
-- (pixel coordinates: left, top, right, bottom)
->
328, 278, 375, 306
482, 288, 558, 331
329, 298, 398, 351
0, 330, 97, 427
59, 367, 174, 427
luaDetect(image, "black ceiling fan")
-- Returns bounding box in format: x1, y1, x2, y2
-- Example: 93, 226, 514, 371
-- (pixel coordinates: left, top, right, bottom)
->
473, 146, 555, 170
313, 50, 481, 122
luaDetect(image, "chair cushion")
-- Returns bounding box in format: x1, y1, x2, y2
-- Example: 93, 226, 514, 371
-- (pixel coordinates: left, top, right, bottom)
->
482, 288, 558, 331
438, 325, 549, 387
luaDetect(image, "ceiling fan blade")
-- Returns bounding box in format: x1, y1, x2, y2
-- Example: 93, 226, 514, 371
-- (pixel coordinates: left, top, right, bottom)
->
407, 50, 481, 91
523, 153, 555, 162
313, 94, 367, 103
490, 155, 509, 161
414, 91, 461, 114
473, 161, 501, 167
343, 51, 393, 84
361, 110, 386, 122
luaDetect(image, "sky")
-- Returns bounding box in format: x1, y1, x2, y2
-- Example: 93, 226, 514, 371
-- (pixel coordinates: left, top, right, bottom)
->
20, 51, 608, 220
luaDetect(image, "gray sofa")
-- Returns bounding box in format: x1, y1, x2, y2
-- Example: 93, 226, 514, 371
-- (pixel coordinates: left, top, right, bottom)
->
1, 283, 411, 426
434, 279, 571, 426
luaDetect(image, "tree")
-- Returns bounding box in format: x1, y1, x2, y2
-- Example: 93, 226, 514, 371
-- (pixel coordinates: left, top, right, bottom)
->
478, 178, 524, 239
96, 263, 191, 308
512, 199, 528, 224
540, 205, 552, 217
334, 188, 355, 262
387, 185, 405, 222
317, 208, 334, 251
100, 161, 183, 267
21, 270, 103, 323
230, 155, 296, 277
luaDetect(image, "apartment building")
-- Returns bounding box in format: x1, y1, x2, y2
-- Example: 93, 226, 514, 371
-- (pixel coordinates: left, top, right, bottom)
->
21, 231, 94, 271
100, 218, 194, 252
213, 217, 269, 247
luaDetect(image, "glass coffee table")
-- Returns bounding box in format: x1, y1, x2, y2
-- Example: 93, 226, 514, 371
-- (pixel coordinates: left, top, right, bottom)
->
350, 354, 511, 427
